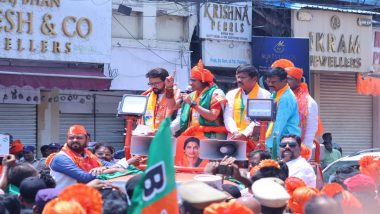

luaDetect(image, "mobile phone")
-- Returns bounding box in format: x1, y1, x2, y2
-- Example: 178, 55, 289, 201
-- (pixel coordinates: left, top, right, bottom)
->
235, 160, 249, 169
217, 165, 234, 176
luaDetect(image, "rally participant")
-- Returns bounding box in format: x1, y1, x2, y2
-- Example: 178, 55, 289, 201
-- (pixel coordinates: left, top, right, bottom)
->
139, 68, 180, 134
265, 67, 301, 152
224, 64, 271, 152
48, 125, 117, 189
167, 59, 227, 138
285, 66, 323, 152
279, 134, 316, 187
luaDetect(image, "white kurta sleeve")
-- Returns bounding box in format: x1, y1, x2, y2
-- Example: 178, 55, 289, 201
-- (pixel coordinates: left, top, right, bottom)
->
224, 90, 239, 134
170, 108, 181, 134
304, 95, 318, 150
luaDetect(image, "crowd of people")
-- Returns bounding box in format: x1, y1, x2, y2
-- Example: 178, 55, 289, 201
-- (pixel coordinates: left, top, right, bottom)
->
0, 58, 375, 213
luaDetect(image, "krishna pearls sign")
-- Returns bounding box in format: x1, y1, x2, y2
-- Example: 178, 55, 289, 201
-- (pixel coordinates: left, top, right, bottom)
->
0, 0, 111, 63
200, 1, 252, 42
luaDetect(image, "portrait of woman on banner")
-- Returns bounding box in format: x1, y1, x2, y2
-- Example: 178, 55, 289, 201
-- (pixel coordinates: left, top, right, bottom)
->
175, 136, 207, 168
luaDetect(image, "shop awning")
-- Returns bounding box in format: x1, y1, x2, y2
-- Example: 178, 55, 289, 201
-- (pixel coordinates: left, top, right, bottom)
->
0, 66, 112, 90
259, 1, 380, 15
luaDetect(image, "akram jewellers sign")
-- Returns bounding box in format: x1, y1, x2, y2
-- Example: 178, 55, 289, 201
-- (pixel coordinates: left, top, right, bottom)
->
0, 0, 111, 63
293, 10, 372, 72
200, 1, 252, 42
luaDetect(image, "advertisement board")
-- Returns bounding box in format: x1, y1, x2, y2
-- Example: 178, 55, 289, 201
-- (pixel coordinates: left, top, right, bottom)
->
252, 36, 310, 84
200, 1, 252, 42
0, 0, 111, 63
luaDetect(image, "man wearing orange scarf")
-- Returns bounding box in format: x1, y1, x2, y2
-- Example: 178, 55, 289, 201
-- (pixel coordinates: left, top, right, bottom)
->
139, 68, 180, 133
49, 125, 114, 189
224, 65, 270, 152
265, 66, 301, 152
285, 67, 320, 152
170, 60, 226, 138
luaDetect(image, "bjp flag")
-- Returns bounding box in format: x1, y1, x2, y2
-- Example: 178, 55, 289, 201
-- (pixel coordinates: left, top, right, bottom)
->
128, 117, 179, 214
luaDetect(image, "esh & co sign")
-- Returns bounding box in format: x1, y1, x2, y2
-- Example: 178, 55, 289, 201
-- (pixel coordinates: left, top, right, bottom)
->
0, 0, 111, 63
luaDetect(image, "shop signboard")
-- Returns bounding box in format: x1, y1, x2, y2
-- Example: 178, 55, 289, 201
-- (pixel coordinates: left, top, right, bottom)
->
0, 0, 111, 63
252, 36, 310, 84
200, 1, 252, 42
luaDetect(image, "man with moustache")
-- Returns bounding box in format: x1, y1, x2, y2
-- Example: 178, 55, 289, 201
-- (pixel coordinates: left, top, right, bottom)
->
224, 64, 271, 152
265, 67, 301, 153
140, 68, 180, 133
49, 125, 115, 189
285, 66, 322, 152
280, 134, 316, 187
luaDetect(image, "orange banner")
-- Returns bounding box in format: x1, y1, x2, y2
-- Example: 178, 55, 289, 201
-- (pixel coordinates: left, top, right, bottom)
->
141, 190, 179, 214
357, 74, 380, 96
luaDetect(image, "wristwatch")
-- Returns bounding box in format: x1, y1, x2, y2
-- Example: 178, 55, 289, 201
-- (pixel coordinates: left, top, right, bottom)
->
190, 101, 198, 107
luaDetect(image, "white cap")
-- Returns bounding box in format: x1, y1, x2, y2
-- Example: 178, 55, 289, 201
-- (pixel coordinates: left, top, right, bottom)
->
252, 178, 290, 208
193, 174, 222, 190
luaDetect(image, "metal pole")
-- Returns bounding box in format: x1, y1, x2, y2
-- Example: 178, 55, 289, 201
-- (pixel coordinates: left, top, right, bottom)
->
124, 116, 135, 159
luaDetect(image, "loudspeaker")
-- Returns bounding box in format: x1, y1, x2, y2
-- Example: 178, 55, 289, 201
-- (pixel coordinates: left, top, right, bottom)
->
118, 4, 132, 16
199, 139, 247, 160
130, 135, 176, 156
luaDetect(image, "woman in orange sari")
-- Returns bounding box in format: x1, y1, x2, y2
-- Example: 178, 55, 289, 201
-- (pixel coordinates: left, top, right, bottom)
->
177, 137, 207, 167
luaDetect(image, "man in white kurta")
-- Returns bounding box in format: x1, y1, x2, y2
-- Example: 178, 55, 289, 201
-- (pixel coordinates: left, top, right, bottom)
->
224, 65, 271, 153
280, 134, 316, 187
285, 67, 319, 151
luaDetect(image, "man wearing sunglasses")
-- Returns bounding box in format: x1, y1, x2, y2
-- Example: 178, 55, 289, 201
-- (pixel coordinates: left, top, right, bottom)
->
280, 134, 316, 187
140, 68, 180, 134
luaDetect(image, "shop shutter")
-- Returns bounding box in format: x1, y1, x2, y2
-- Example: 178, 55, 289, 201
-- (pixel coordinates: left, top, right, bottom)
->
94, 114, 125, 151
319, 73, 373, 155
0, 104, 37, 147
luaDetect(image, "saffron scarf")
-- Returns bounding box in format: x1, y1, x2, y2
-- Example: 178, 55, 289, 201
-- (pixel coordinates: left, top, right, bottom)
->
141, 89, 168, 130
265, 84, 290, 138
61, 144, 102, 172
233, 83, 260, 131
293, 83, 309, 140
177, 157, 208, 168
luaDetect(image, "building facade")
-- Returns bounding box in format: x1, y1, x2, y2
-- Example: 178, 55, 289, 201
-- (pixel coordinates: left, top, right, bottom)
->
292, 9, 379, 154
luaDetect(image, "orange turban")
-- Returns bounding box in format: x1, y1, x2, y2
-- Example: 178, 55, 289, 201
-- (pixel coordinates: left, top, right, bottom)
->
285, 67, 304, 81
284, 177, 306, 195
67, 125, 87, 136
338, 190, 363, 214
191, 59, 214, 84
42, 184, 102, 214
358, 155, 380, 183
43, 199, 86, 214
288, 186, 319, 214
271, 59, 294, 69
321, 183, 344, 197
10, 139, 23, 154
203, 201, 254, 214
300, 144, 311, 160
